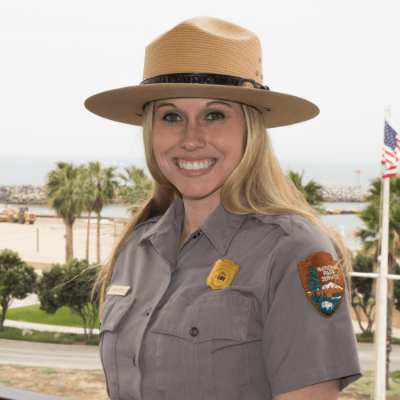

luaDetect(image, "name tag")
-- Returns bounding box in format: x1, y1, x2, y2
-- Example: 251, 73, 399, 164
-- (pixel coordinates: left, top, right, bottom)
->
108, 285, 131, 296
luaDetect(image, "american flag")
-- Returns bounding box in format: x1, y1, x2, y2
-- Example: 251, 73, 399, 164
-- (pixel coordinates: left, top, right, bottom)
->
382, 121, 400, 178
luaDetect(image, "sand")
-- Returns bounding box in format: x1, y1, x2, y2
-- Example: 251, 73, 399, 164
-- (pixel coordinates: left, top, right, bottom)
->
0, 216, 124, 266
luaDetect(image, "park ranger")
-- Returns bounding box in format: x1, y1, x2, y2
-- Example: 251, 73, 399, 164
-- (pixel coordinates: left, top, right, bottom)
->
85, 16, 362, 400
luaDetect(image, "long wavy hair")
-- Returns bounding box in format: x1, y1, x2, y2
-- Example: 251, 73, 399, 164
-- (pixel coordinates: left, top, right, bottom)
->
94, 101, 351, 315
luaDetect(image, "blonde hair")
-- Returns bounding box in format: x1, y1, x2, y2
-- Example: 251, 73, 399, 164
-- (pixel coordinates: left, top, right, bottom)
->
94, 101, 351, 315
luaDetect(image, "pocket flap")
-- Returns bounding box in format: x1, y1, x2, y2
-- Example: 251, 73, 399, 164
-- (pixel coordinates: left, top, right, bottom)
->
151, 294, 251, 343
100, 296, 135, 334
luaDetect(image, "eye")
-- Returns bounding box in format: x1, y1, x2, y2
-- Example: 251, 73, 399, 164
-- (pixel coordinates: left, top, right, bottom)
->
163, 113, 182, 123
206, 111, 224, 121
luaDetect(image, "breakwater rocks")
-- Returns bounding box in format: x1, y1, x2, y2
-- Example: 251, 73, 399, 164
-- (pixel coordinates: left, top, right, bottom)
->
0, 185, 47, 205
319, 186, 370, 202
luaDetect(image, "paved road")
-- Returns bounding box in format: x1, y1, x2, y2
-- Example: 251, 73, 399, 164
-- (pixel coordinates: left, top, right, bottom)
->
356, 342, 400, 371
2, 338, 400, 372
0, 339, 102, 370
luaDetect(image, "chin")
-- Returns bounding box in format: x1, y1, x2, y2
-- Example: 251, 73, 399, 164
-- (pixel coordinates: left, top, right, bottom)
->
177, 184, 221, 201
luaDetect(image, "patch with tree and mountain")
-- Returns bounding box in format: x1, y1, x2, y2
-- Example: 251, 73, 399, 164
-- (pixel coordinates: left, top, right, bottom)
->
298, 251, 345, 318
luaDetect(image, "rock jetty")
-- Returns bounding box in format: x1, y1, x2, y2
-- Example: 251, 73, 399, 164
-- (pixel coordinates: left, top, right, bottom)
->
0, 185, 47, 205
319, 186, 370, 202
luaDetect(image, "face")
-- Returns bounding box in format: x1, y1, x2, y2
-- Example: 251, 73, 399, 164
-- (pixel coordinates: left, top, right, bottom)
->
152, 98, 246, 201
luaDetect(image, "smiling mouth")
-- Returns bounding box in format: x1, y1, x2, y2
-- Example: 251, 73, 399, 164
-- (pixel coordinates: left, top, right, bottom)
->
175, 159, 216, 171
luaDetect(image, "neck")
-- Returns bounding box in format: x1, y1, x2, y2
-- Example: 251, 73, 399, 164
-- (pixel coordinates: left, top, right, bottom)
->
179, 190, 221, 247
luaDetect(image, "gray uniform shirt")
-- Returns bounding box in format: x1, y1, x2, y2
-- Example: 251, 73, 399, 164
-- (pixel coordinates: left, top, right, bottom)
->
100, 196, 361, 400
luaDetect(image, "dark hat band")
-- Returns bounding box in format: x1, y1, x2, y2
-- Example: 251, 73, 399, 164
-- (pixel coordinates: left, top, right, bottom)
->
140, 73, 270, 90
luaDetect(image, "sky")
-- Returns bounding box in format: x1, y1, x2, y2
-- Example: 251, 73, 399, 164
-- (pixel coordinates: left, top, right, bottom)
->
1, 0, 400, 170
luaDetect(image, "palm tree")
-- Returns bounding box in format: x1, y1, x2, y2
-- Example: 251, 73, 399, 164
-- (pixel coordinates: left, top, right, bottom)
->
45, 163, 85, 261
88, 162, 118, 264
80, 167, 97, 261
287, 170, 326, 210
118, 166, 153, 214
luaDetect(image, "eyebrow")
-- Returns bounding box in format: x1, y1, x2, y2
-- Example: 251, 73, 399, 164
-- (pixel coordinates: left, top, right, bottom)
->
156, 100, 233, 110
206, 101, 232, 109
156, 102, 177, 110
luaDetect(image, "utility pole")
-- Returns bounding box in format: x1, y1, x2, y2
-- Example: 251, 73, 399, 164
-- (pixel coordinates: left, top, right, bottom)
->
375, 106, 391, 400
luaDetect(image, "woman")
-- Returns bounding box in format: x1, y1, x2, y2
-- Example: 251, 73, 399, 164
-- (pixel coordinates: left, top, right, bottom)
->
85, 17, 361, 400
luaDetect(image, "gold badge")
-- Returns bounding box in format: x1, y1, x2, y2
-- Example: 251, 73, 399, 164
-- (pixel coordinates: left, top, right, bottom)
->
207, 259, 239, 290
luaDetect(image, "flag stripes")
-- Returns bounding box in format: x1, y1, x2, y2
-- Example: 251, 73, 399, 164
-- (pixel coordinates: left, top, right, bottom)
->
382, 121, 400, 178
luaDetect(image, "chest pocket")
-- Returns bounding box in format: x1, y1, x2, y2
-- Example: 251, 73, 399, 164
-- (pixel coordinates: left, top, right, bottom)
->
151, 294, 252, 399
100, 296, 135, 400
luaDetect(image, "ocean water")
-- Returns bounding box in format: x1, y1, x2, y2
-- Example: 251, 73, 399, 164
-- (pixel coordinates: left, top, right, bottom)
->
18, 203, 131, 219
321, 202, 367, 250
0, 156, 383, 188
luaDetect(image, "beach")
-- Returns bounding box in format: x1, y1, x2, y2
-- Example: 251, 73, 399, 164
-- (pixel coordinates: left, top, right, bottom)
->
0, 216, 124, 267
0, 201, 367, 269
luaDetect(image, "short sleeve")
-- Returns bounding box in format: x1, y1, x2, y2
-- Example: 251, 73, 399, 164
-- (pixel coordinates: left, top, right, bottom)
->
261, 216, 362, 397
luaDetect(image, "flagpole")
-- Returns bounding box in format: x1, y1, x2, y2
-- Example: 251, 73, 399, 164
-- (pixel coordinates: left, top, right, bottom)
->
375, 106, 391, 400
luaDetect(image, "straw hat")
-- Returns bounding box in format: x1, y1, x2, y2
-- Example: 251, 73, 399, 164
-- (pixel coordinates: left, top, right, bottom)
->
84, 17, 319, 128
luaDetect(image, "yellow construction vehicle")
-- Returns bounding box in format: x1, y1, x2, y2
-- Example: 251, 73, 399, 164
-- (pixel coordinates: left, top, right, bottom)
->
17, 207, 37, 224
3, 209, 19, 222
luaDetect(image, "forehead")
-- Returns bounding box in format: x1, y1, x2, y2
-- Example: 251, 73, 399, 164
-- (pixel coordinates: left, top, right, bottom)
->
154, 98, 241, 110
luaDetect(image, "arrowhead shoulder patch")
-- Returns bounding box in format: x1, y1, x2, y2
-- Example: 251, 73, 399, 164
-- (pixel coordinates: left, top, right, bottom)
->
298, 251, 345, 318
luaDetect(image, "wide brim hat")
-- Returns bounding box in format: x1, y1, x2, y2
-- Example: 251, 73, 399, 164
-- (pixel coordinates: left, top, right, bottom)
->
84, 17, 319, 129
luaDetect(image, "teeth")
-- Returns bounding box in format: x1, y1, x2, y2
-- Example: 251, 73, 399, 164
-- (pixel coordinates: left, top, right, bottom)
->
177, 159, 215, 171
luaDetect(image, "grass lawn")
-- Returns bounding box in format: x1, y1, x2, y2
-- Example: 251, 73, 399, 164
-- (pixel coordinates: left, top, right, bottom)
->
356, 331, 400, 345
0, 326, 100, 345
3, 305, 100, 329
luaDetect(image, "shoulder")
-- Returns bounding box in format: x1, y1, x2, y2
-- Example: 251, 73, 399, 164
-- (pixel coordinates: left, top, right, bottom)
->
255, 213, 337, 277
255, 213, 332, 248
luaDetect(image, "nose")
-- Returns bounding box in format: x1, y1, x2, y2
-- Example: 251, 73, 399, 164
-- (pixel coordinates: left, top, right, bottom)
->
179, 120, 206, 151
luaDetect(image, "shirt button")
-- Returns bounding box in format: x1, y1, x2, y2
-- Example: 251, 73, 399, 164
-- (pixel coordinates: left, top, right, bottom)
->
189, 327, 199, 337
146, 308, 151, 316
192, 232, 201, 239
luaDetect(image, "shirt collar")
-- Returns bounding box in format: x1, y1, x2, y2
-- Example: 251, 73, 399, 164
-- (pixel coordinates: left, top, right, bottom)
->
137, 197, 246, 257
138, 196, 292, 258
138, 196, 185, 245
200, 204, 247, 256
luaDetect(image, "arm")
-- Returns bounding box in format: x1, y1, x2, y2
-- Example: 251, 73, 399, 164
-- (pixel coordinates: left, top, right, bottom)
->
262, 217, 361, 396
273, 379, 340, 400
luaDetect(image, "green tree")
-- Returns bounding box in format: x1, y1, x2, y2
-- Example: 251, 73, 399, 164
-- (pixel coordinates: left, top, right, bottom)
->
88, 162, 118, 264
0, 249, 37, 331
118, 166, 153, 214
353, 176, 400, 389
46, 163, 85, 261
351, 252, 375, 333
394, 263, 400, 312
36, 259, 100, 339
287, 170, 326, 209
